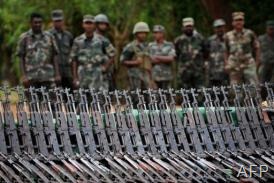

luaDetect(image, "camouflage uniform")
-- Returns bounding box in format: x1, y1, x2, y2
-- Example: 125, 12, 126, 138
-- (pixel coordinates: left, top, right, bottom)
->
16, 29, 58, 88
148, 41, 176, 89
207, 34, 228, 86
175, 32, 206, 89
48, 28, 73, 87
69, 33, 115, 90
258, 34, 274, 83
224, 29, 259, 85
120, 40, 151, 90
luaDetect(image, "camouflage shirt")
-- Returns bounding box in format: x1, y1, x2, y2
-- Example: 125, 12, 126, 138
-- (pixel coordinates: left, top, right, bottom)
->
174, 32, 206, 71
224, 29, 259, 69
16, 29, 58, 81
258, 34, 274, 64
207, 34, 226, 75
148, 41, 176, 81
120, 40, 150, 78
69, 33, 115, 89
48, 28, 73, 77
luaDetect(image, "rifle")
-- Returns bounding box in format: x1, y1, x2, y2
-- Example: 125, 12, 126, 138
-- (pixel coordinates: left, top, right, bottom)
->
189, 88, 214, 152
157, 88, 179, 152
201, 87, 226, 152
102, 90, 122, 153
77, 89, 97, 156
14, 86, 34, 154
88, 88, 110, 154
220, 86, 246, 150
49, 88, 73, 155
133, 89, 157, 154
38, 87, 61, 155
63, 88, 85, 154
1, 86, 21, 154
167, 88, 191, 153
232, 85, 257, 150
178, 88, 204, 154
144, 89, 167, 153
28, 86, 48, 156
212, 86, 237, 151
242, 84, 268, 149
122, 90, 145, 155
112, 90, 134, 154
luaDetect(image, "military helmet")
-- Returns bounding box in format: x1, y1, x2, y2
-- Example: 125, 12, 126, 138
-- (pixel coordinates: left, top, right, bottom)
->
133, 22, 150, 34
95, 14, 109, 24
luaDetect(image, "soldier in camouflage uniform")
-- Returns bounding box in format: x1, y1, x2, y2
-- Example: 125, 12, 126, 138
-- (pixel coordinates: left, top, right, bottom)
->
16, 13, 60, 88
224, 12, 260, 85
70, 15, 115, 90
148, 25, 176, 89
207, 19, 229, 86
48, 9, 73, 88
258, 20, 274, 83
175, 17, 207, 89
95, 14, 116, 90
120, 22, 153, 90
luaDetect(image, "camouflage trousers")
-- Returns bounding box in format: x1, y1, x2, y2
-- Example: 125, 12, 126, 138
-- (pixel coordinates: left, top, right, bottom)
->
229, 63, 258, 85
177, 67, 204, 89
259, 62, 274, 83
155, 81, 171, 89
128, 70, 152, 90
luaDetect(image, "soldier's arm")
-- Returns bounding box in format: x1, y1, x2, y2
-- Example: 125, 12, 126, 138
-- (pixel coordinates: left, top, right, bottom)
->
155, 43, 176, 64
252, 33, 260, 67
69, 40, 79, 87
120, 44, 142, 66
51, 36, 61, 81
16, 36, 28, 82
223, 35, 229, 69
102, 39, 116, 71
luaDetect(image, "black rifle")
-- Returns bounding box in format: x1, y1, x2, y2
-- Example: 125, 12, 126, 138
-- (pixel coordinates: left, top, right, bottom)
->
1, 86, 21, 154
212, 86, 237, 151
63, 88, 85, 154
15, 86, 34, 154
133, 89, 157, 154
122, 90, 145, 155
232, 85, 257, 150
178, 88, 204, 154
77, 89, 98, 156
145, 89, 167, 153
157, 88, 179, 152
190, 88, 214, 152
88, 88, 110, 154
28, 86, 48, 156
242, 84, 268, 149
167, 88, 191, 152
202, 87, 226, 152
220, 86, 246, 150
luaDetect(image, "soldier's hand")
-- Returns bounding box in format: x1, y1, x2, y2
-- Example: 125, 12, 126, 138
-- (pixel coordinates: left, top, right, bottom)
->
135, 57, 143, 65
150, 56, 160, 64
22, 76, 30, 88
73, 79, 80, 89
55, 75, 61, 84
101, 65, 107, 73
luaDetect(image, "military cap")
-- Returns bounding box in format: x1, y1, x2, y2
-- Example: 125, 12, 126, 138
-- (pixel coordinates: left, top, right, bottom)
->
153, 25, 165, 32
213, 19, 226, 27
266, 20, 274, 28
83, 14, 95, 23
95, 14, 109, 24
182, 17, 194, 27
51, 9, 64, 21
232, 12, 245, 20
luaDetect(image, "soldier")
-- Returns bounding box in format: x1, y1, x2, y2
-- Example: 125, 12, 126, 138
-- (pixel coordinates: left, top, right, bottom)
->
148, 25, 176, 89
48, 9, 73, 88
224, 12, 260, 85
95, 13, 116, 90
120, 22, 153, 90
207, 19, 228, 86
16, 12, 60, 88
258, 20, 274, 83
70, 15, 115, 90
174, 17, 207, 89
